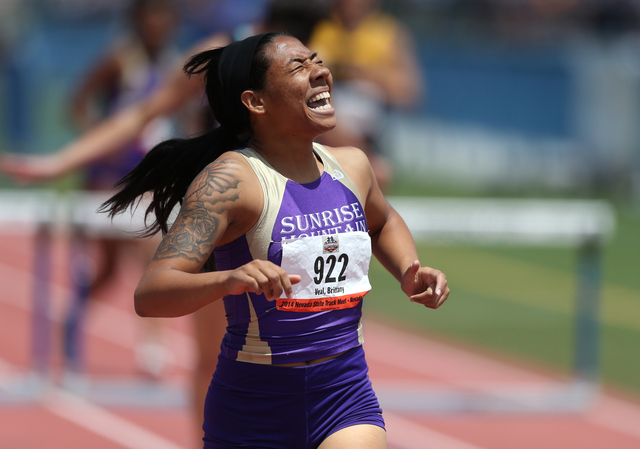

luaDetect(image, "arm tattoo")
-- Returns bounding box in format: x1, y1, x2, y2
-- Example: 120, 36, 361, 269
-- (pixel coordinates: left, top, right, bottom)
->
186, 159, 242, 204
154, 159, 242, 264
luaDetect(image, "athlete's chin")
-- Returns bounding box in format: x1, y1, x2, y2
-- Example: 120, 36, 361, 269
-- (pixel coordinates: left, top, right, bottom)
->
316, 118, 337, 134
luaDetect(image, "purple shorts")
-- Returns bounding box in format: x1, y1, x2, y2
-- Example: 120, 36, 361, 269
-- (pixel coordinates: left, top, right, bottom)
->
202, 345, 385, 449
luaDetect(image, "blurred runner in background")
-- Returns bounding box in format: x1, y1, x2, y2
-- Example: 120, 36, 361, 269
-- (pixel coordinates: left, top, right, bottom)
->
64, 0, 181, 379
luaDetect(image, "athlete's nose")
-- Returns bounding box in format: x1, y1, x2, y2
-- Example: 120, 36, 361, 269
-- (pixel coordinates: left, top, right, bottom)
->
311, 65, 331, 84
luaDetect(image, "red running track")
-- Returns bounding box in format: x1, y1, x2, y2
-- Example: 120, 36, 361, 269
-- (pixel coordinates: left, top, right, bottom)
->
1, 231, 639, 449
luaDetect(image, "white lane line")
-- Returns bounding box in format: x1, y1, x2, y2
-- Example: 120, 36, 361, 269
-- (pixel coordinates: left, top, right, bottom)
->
385, 412, 486, 449
43, 389, 186, 449
586, 396, 640, 441
0, 355, 186, 449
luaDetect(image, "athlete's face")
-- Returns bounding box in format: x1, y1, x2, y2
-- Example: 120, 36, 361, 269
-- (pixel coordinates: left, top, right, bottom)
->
136, 6, 177, 55
261, 36, 336, 137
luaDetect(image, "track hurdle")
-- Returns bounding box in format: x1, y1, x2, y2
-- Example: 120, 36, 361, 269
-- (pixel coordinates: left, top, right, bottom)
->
0, 189, 185, 406
378, 197, 616, 413
0, 191, 616, 412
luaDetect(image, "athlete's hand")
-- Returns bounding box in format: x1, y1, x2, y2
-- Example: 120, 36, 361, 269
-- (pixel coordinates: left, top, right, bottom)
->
400, 260, 449, 309
1, 153, 63, 183
226, 260, 301, 301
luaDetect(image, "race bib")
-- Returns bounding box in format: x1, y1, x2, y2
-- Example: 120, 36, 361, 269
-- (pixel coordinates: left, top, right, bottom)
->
277, 231, 371, 312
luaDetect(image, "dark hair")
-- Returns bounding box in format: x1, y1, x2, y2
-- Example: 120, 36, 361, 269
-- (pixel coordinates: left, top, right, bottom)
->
100, 33, 282, 237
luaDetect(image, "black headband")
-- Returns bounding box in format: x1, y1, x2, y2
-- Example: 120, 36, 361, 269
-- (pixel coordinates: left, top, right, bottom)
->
216, 33, 275, 139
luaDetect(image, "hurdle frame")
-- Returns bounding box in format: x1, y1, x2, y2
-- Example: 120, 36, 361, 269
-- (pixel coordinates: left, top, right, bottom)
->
377, 197, 615, 413
0, 190, 616, 411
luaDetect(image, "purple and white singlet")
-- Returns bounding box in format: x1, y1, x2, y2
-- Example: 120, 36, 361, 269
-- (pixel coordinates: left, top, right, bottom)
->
214, 143, 371, 365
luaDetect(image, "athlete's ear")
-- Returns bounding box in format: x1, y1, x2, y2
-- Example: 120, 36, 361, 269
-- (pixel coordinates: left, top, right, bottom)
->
241, 90, 266, 115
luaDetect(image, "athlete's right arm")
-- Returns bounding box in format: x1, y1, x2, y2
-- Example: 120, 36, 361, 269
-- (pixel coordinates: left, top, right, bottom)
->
133, 153, 300, 318
1, 66, 201, 182
0, 33, 232, 182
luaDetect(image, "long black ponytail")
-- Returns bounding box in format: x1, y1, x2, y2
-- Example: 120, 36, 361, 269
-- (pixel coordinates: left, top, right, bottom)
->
100, 33, 280, 237
101, 126, 239, 237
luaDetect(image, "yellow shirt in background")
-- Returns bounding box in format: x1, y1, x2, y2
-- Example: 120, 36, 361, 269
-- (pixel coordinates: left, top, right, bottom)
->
308, 12, 400, 80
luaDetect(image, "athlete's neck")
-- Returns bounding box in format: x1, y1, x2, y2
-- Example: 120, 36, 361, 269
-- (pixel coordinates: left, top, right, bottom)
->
249, 137, 323, 184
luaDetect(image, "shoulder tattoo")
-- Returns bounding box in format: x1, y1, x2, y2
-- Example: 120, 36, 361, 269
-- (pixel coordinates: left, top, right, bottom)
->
187, 159, 242, 204
153, 159, 242, 263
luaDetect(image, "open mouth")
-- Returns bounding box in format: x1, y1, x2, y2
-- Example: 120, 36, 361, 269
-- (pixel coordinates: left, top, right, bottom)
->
307, 92, 332, 110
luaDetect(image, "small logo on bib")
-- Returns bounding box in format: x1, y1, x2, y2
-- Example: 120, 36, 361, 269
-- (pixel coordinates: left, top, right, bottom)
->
331, 169, 344, 180
323, 235, 339, 253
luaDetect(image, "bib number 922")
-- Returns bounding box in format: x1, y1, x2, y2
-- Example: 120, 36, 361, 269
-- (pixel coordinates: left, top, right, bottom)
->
313, 254, 349, 284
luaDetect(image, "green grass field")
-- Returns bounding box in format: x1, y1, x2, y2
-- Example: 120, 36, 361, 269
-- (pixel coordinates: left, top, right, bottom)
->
364, 179, 640, 398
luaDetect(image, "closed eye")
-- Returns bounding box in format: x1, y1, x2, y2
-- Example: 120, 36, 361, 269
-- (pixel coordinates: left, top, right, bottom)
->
287, 52, 321, 72
291, 61, 321, 73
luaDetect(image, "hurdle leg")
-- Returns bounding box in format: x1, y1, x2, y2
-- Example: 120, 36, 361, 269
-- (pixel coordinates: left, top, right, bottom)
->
63, 225, 92, 374
574, 237, 602, 383
31, 222, 53, 379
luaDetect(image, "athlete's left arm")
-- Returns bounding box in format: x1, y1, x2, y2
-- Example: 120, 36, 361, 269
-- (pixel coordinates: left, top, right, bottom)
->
334, 146, 449, 309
